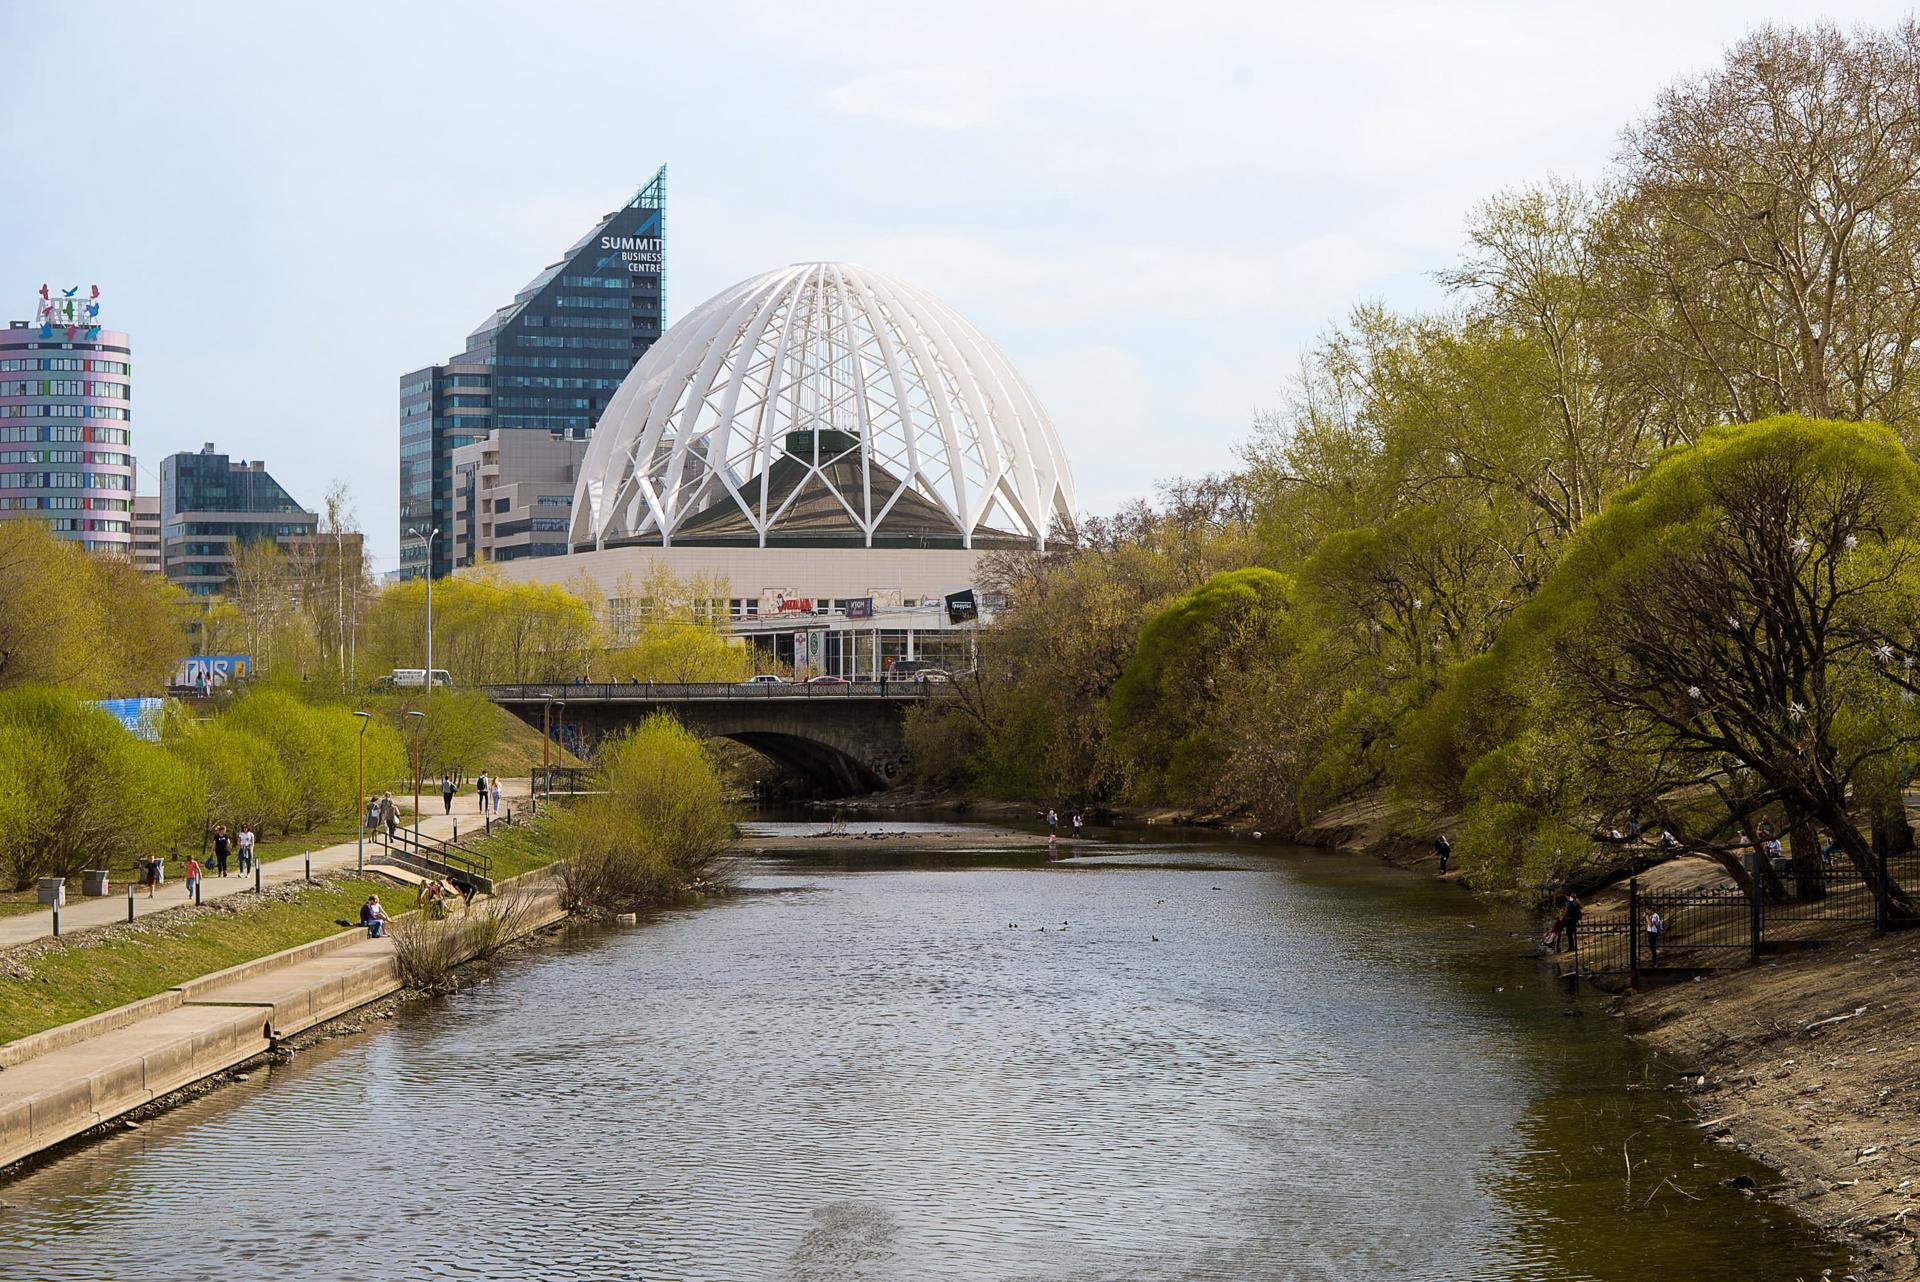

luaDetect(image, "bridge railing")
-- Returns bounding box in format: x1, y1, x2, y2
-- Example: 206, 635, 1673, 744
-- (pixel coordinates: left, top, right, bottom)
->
481, 680, 955, 702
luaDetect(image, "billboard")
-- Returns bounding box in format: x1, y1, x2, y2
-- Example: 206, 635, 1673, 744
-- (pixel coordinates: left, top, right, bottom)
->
845, 597, 874, 620
174, 655, 250, 689
94, 698, 164, 742
944, 587, 979, 625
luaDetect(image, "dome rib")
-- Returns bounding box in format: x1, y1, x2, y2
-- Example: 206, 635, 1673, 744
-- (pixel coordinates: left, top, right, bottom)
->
574, 262, 1075, 553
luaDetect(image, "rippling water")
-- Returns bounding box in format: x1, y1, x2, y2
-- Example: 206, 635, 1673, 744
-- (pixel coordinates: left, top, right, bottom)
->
0, 827, 1844, 1281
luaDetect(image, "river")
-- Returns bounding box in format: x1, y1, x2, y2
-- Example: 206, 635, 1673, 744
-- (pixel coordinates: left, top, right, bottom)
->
0, 821, 1843, 1280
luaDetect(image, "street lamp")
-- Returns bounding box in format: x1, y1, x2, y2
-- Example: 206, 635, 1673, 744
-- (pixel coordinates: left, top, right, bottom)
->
405, 709, 426, 840
404, 525, 441, 694
352, 711, 371, 873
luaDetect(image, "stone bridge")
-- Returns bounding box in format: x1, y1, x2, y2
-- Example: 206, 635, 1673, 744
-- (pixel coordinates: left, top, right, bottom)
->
481, 681, 947, 794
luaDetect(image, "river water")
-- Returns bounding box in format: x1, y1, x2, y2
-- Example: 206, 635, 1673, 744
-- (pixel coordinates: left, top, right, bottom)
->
0, 822, 1843, 1281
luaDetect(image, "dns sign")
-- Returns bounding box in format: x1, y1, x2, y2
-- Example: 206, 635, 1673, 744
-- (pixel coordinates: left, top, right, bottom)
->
36, 284, 102, 340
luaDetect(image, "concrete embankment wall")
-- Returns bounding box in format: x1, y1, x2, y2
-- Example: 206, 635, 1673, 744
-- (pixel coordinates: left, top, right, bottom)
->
0, 877, 567, 1172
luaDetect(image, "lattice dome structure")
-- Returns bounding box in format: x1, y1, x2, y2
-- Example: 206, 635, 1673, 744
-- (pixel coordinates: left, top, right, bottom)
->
571, 263, 1076, 552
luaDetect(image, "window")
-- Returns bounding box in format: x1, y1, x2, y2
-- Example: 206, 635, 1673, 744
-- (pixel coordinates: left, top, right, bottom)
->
494, 498, 511, 513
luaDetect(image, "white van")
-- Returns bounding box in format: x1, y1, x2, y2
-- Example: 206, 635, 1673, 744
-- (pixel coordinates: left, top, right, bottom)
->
389, 668, 452, 689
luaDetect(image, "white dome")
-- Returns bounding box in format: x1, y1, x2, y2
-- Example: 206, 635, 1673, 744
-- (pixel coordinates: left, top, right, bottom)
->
572, 262, 1076, 551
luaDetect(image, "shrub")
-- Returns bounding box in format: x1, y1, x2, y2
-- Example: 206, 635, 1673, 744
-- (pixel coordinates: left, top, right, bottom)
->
0, 686, 202, 888
558, 714, 733, 914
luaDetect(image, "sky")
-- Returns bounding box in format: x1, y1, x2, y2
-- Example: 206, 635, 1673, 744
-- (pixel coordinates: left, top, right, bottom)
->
2, 0, 1905, 571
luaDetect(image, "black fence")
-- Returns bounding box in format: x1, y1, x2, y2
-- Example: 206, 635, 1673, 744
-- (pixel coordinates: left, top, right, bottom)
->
1573, 849, 1920, 977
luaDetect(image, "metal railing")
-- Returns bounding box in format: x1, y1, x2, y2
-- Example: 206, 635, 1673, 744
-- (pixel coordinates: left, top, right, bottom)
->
481, 679, 956, 703
373, 825, 494, 893
1574, 849, 1920, 977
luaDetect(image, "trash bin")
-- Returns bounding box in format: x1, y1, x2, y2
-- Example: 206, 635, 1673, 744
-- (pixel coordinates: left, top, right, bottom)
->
82, 869, 111, 897
36, 877, 65, 907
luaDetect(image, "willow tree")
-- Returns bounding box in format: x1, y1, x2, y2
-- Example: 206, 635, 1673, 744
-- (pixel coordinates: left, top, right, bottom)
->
1463, 416, 1920, 905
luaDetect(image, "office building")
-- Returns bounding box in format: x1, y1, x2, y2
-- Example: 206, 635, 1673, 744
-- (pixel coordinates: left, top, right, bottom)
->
131, 494, 161, 573
0, 290, 135, 553
400, 166, 667, 580
159, 444, 322, 595
451, 429, 588, 567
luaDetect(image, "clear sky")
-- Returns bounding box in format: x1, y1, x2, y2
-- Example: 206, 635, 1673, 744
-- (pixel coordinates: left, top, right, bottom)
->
2, 1, 1904, 570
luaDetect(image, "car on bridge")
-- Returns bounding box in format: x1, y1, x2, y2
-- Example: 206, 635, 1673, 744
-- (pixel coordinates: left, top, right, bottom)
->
740, 674, 788, 687
804, 675, 849, 685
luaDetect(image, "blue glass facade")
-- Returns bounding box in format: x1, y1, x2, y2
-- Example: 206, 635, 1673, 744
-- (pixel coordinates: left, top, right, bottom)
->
399, 167, 667, 579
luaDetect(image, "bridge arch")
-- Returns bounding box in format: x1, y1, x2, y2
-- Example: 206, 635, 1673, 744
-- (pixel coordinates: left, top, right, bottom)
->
483, 682, 929, 798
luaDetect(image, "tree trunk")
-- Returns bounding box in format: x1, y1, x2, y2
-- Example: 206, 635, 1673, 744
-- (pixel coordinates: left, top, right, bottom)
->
1787, 808, 1824, 901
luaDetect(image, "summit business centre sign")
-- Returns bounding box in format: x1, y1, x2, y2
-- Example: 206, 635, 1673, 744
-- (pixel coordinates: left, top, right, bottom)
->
600, 232, 663, 275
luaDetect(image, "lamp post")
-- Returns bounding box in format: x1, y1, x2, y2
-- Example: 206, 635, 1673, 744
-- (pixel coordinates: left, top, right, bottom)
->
352, 710, 371, 873
404, 525, 441, 694
405, 710, 426, 840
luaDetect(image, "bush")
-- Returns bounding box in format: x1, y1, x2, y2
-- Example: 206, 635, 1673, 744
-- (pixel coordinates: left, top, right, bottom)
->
558, 715, 733, 914
0, 686, 202, 888
390, 886, 544, 991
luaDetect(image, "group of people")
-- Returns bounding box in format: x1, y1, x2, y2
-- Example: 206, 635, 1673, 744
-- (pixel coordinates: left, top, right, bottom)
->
1045, 808, 1085, 838
152, 823, 261, 901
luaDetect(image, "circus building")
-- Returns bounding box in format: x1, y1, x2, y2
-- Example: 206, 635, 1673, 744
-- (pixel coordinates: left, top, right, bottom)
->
486, 262, 1077, 671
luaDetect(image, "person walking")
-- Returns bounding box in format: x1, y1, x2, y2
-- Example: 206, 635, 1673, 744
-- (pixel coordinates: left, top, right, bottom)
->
143, 855, 162, 897
1644, 910, 1664, 966
490, 775, 502, 815
184, 855, 202, 901
477, 770, 489, 813
211, 825, 231, 878
1559, 892, 1583, 954
1072, 812, 1083, 838
381, 792, 398, 841
237, 824, 256, 875
1434, 834, 1452, 874
441, 774, 455, 815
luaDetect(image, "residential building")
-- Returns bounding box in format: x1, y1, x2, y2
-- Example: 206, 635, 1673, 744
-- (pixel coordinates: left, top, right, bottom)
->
451, 429, 588, 567
131, 494, 161, 573
159, 444, 321, 595
0, 294, 135, 553
399, 166, 667, 580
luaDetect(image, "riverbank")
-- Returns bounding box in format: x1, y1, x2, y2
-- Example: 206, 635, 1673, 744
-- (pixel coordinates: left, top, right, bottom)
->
0, 869, 571, 1176
1629, 931, 1920, 1277
1297, 790, 1918, 1275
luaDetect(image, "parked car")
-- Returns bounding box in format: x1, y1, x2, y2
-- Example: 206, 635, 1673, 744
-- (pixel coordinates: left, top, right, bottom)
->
804, 675, 849, 685
739, 674, 788, 686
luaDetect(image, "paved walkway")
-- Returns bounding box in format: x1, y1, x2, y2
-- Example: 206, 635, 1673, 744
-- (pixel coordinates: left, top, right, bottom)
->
0, 779, 540, 949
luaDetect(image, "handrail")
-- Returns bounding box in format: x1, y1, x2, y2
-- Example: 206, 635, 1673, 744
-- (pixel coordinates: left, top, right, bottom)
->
479, 679, 961, 702
375, 825, 492, 888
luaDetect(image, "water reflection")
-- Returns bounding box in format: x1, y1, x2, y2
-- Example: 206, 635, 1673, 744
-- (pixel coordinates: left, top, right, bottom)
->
0, 829, 1842, 1281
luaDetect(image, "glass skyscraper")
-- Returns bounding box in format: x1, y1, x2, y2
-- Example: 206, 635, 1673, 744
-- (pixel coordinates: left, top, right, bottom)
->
399, 167, 667, 579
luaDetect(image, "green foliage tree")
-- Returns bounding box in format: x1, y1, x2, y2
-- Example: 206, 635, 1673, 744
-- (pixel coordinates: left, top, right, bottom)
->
558, 714, 734, 913
0, 521, 187, 696
1454, 417, 1920, 903
0, 687, 201, 888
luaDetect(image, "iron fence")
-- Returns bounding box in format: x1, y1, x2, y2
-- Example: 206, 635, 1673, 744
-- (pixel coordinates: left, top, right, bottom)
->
1574, 848, 1920, 977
